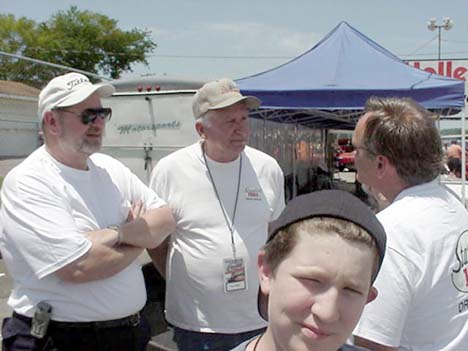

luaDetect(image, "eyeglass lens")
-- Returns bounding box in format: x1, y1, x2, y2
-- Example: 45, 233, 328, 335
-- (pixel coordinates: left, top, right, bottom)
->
81, 108, 112, 124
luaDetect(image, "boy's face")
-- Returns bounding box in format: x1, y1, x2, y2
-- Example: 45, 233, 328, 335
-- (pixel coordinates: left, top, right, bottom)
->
259, 231, 377, 351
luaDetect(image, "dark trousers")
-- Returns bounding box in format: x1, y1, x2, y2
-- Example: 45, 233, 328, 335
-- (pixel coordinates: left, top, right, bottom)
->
173, 326, 265, 351
2, 313, 151, 351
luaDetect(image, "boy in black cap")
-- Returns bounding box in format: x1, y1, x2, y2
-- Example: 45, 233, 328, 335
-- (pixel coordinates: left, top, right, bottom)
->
230, 189, 386, 351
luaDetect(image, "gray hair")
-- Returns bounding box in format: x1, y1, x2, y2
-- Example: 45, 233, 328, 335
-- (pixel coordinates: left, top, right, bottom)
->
362, 97, 443, 186
196, 110, 214, 127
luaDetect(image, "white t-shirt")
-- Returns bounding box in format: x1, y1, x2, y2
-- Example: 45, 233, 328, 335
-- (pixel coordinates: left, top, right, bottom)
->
150, 142, 285, 333
0, 146, 166, 321
354, 180, 468, 350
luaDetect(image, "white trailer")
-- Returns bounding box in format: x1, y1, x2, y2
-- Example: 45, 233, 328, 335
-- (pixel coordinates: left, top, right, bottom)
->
101, 90, 199, 183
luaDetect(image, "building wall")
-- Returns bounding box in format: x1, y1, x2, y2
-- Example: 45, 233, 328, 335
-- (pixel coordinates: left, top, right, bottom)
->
0, 95, 39, 158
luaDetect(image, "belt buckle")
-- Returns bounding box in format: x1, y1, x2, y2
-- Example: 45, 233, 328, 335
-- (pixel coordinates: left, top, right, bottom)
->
128, 313, 140, 327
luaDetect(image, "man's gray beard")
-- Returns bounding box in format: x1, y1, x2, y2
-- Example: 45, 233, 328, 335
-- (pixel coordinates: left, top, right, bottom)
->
80, 138, 102, 155
58, 137, 102, 156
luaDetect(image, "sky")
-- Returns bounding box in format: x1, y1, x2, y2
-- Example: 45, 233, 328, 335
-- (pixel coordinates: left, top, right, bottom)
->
3, 0, 468, 82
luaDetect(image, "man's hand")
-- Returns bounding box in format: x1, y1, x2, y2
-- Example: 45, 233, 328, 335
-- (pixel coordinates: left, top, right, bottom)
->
127, 200, 146, 222
119, 204, 175, 249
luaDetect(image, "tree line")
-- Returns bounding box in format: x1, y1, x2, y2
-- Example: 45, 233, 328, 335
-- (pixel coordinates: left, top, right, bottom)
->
0, 6, 157, 88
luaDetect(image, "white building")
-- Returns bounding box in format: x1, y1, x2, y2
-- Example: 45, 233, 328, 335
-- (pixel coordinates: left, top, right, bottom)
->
0, 81, 39, 158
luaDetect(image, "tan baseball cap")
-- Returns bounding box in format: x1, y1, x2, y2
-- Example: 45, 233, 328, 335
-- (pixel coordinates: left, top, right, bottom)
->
192, 78, 261, 119
38, 72, 115, 123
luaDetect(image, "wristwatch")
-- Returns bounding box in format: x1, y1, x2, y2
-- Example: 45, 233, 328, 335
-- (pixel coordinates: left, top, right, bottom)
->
107, 225, 122, 245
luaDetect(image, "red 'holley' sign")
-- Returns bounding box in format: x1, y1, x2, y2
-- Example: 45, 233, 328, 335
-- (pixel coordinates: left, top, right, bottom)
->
407, 60, 467, 81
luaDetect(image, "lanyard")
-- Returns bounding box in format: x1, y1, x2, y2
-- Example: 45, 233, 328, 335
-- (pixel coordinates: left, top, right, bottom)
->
201, 143, 242, 259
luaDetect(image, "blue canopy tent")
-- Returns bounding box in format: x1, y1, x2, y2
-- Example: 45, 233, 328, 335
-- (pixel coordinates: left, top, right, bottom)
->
236, 22, 466, 199
236, 21, 465, 129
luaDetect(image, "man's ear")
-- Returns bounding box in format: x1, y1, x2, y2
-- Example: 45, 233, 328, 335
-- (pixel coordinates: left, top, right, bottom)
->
258, 250, 273, 296
366, 286, 378, 304
195, 120, 206, 139
375, 155, 389, 179
42, 111, 61, 136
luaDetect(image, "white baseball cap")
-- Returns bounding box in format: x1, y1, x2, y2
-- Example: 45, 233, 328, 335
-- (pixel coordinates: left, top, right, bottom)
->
38, 72, 115, 123
192, 78, 261, 119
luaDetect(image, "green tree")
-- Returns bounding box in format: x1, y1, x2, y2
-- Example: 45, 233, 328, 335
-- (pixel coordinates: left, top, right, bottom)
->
0, 6, 156, 87
0, 14, 43, 86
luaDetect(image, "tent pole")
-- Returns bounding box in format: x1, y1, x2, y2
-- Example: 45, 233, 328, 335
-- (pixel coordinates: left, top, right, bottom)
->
262, 118, 266, 150
293, 123, 298, 198
462, 105, 466, 207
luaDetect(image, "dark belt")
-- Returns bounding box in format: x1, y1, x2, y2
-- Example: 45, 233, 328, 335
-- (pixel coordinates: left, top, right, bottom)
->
12, 311, 140, 329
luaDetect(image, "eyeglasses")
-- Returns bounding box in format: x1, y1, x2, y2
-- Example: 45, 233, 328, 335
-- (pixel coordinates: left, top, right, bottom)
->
54, 107, 112, 125
352, 144, 377, 156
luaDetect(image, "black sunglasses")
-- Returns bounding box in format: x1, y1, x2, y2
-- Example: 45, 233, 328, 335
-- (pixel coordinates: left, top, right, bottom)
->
55, 107, 112, 125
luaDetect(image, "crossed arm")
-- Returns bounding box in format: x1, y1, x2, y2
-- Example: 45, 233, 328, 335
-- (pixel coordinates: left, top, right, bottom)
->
55, 203, 175, 283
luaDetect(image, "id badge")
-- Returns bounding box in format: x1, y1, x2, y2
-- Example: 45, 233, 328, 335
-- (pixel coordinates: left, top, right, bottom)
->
223, 257, 247, 293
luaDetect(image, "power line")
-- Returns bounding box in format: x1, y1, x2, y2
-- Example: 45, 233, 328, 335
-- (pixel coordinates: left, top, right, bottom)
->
4, 47, 468, 67
27, 48, 291, 60
444, 39, 468, 44
28, 47, 293, 60
401, 50, 468, 57
149, 54, 292, 59
29, 47, 142, 58
8, 41, 468, 61
0, 51, 111, 80
400, 35, 438, 58
150, 52, 468, 60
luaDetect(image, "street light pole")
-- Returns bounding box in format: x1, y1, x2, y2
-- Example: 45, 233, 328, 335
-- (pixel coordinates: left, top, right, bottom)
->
437, 26, 441, 60
427, 17, 453, 60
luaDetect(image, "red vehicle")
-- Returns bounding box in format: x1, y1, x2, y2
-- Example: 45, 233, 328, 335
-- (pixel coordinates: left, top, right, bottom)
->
335, 138, 355, 171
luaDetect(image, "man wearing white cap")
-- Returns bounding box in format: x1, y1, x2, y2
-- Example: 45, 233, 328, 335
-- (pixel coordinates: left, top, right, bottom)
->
0, 72, 175, 351
148, 78, 285, 351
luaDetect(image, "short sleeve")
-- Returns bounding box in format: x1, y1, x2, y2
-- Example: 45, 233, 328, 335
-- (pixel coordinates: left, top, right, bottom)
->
353, 246, 421, 347
270, 162, 285, 221
0, 171, 91, 279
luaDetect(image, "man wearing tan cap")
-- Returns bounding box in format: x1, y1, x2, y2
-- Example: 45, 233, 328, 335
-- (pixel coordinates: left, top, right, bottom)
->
0, 72, 175, 351
148, 78, 285, 351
